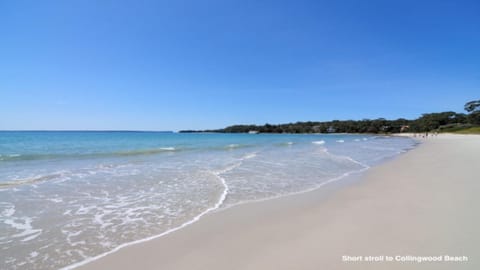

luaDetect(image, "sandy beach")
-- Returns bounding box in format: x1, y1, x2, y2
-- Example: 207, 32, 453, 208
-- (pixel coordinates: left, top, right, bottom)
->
78, 134, 479, 270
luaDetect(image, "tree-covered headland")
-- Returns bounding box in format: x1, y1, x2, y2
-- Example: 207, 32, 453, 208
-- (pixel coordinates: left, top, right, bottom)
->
181, 99, 480, 134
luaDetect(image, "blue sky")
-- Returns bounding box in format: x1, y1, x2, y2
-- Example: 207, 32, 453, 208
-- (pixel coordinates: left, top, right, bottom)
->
1, 0, 479, 131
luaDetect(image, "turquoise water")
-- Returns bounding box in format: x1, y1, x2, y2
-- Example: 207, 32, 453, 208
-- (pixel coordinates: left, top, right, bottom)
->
0, 131, 416, 269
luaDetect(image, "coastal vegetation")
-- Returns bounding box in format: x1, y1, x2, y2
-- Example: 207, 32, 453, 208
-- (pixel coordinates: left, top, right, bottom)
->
181, 100, 480, 134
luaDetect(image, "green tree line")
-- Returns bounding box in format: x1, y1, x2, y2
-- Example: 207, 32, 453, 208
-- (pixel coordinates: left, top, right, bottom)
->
181, 99, 480, 134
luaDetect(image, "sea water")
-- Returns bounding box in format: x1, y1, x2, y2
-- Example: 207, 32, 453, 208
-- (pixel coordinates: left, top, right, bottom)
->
0, 131, 417, 269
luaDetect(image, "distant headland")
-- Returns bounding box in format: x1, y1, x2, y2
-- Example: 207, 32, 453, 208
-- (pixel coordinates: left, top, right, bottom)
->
181, 100, 480, 134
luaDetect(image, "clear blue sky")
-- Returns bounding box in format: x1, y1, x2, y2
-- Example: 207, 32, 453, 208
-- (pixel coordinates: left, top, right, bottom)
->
1, 0, 479, 131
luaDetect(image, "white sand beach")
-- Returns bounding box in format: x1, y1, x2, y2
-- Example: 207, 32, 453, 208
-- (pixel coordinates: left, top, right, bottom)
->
78, 134, 479, 270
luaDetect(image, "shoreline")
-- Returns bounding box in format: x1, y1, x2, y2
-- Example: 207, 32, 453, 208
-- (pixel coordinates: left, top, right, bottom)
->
79, 134, 479, 270
63, 137, 378, 270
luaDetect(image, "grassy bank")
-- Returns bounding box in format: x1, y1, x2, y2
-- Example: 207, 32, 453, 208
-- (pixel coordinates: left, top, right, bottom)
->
438, 124, 480, 134
450, 126, 480, 134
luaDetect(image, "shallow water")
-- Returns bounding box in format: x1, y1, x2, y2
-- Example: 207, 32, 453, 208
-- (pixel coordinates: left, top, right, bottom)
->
0, 131, 417, 269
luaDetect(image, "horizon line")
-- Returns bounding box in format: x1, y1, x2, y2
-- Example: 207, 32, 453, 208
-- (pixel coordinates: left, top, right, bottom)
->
0, 130, 177, 132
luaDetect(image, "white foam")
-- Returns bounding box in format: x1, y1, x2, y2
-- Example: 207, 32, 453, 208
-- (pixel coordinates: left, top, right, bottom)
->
2, 207, 16, 217
21, 231, 42, 242
226, 144, 239, 149
336, 140, 344, 143
160, 147, 175, 151
312, 140, 325, 145
0, 202, 15, 217
241, 152, 257, 160
4, 216, 42, 242
321, 148, 370, 170
60, 161, 241, 270
219, 152, 371, 212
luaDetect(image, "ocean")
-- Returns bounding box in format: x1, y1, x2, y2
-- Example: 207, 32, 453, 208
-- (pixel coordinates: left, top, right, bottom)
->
0, 131, 417, 269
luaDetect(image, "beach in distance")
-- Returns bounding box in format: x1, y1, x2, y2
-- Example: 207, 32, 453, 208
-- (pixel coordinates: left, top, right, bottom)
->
76, 133, 480, 270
